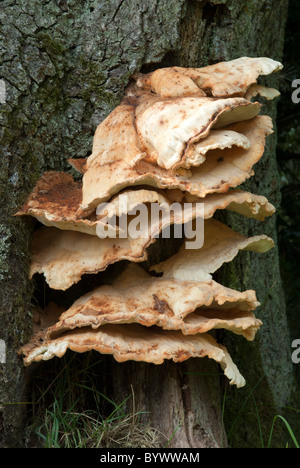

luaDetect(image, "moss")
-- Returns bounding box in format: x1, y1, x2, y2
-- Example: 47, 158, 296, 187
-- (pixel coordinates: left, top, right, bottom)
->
174, 0, 299, 448
76, 56, 130, 111
36, 78, 64, 111
0, 0, 191, 446
37, 33, 66, 58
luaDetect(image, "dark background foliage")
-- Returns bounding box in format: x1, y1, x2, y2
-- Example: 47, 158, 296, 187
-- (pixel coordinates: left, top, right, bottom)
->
277, 0, 300, 374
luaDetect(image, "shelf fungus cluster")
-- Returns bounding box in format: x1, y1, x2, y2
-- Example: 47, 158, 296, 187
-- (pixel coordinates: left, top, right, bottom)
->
18, 57, 282, 388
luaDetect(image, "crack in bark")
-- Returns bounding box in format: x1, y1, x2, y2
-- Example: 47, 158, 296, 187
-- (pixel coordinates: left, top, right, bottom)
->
110, 0, 127, 24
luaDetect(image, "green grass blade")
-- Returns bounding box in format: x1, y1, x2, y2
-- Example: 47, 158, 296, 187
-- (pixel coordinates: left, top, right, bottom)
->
267, 415, 299, 449
227, 375, 265, 442
164, 418, 184, 448
251, 392, 264, 448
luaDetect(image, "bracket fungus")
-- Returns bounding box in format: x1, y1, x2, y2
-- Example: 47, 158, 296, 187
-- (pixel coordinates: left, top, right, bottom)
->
16, 171, 119, 237
44, 264, 260, 339
151, 218, 275, 282
79, 114, 273, 212
27, 188, 275, 290
18, 57, 282, 388
21, 324, 246, 389
135, 57, 282, 99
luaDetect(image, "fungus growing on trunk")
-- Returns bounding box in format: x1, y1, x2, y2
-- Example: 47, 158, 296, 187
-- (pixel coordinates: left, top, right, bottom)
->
18, 58, 282, 389
29, 226, 151, 291
43, 264, 261, 341
21, 324, 246, 388
135, 57, 282, 98
151, 218, 274, 282
16, 172, 118, 237
79, 115, 273, 211
135, 97, 261, 171
27, 188, 275, 290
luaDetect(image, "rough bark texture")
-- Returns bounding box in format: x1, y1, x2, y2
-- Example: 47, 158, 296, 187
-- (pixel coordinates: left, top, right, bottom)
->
0, 0, 297, 448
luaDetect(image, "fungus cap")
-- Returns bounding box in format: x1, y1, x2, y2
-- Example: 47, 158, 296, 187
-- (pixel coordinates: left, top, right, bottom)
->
245, 84, 281, 102
181, 129, 251, 169
81, 115, 273, 211
136, 96, 261, 170
136, 58, 283, 98
190, 190, 275, 222
151, 218, 275, 282
97, 188, 171, 219
28, 194, 199, 290
88, 103, 146, 168
29, 226, 152, 290
16, 172, 118, 237
97, 188, 275, 222
21, 324, 246, 388
47, 264, 260, 341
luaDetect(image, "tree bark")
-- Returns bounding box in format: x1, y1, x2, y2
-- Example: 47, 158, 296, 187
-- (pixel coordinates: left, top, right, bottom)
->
0, 0, 296, 448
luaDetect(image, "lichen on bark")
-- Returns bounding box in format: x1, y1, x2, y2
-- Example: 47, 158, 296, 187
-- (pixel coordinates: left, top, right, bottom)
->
0, 0, 192, 447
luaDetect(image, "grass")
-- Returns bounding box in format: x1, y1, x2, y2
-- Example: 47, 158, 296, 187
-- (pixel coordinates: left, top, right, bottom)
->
24, 351, 299, 448
186, 366, 299, 448
164, 418, 184, 448
34, 398, 160, 448
219, 281, 300, 449
223, 375, 299, 449
25, 351, 163, 448
267, 415, 299, 449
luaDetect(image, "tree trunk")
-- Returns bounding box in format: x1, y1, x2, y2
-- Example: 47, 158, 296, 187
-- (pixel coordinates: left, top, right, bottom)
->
0, 0, 296, 448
